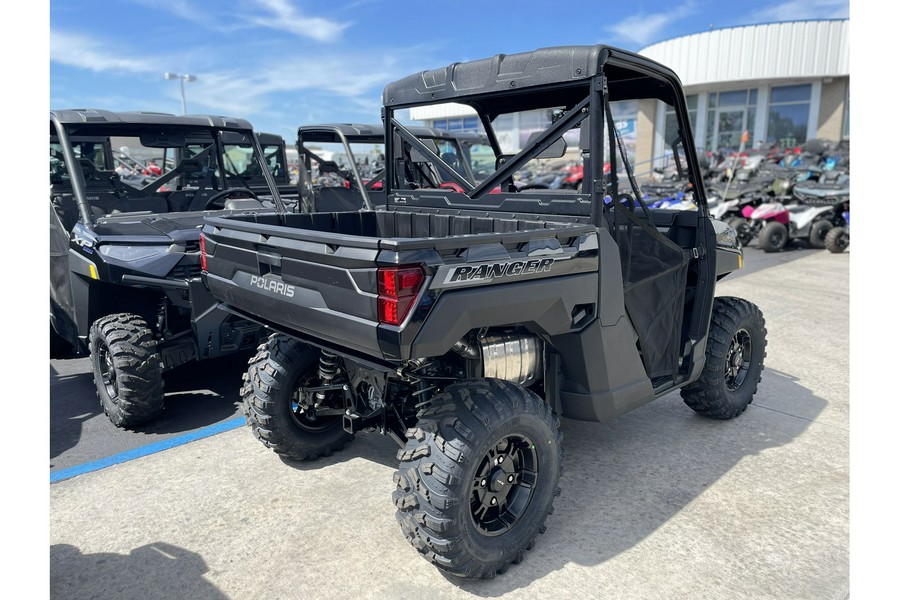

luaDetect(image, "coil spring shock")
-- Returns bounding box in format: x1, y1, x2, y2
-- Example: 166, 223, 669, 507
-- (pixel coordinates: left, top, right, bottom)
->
315, 350, 340, 404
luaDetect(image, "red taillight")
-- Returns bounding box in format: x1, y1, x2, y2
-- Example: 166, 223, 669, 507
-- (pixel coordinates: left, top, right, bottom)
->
199, 233, 208, 272
377, 266, 424, 326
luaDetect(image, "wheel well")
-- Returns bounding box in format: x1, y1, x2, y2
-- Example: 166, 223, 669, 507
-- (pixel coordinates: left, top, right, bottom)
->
86, 281, 163, 335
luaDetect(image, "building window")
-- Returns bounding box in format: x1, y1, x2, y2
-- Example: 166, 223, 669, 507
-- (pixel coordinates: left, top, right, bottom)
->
663, 95, 698, 147
431, 116, 481, 132
767, 84, 812, 147
706, 89, 756, 152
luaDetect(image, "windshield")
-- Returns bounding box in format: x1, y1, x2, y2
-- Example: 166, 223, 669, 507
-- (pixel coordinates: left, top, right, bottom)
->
302, 140, 385, 188
50, 121, 274, 225
223, 142, 286, 183
50, 141, 110, 185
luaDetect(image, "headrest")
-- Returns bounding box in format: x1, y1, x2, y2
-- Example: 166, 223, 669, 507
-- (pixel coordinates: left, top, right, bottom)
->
179, 158, 204, 173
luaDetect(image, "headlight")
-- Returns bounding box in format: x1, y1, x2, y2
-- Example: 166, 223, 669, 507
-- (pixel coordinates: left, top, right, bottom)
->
97, 245, 169, 262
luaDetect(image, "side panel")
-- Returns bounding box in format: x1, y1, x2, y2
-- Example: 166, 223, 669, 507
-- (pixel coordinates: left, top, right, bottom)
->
410, 272, 600, 359
50, 204, 79, 347
553, 227, 655, 422
553, 317, 655, 422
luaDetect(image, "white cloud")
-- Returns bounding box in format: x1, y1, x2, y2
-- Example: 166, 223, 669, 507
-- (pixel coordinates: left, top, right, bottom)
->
183, 52, 401, 117
750, 0, 849, 22
606, 2, 699, 48
249, 0, 349, 42
50, 31, 159, 74
608, 14, 674, 48
134, 0, 349, 42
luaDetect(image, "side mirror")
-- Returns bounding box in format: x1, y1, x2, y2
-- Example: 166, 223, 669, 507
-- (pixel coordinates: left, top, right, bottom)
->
525, 131, 567, 159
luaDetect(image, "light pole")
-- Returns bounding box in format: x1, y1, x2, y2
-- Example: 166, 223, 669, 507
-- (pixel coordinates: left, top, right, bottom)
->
164, 72, 197, 115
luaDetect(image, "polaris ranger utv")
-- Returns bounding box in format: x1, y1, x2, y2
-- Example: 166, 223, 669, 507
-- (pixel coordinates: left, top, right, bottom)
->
201, 46, 767, 578
50, 110, 291, 428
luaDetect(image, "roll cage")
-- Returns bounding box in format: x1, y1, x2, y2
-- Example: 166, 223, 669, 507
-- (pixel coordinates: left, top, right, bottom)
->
50, 110, 285, 229
380, 45, 708, 226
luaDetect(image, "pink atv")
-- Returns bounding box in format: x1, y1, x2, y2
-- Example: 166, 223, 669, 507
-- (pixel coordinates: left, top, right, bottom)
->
742, 202, 835, 252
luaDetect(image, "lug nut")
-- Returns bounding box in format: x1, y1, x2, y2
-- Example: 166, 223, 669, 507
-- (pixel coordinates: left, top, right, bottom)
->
498, 456, 504, 464
508, 475, 514, 483
490, 497, 497, 505
480, 479, 486, 487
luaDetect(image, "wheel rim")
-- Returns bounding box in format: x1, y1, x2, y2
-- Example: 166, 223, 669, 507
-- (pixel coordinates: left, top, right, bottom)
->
770, 228, 784, 246
289, 387, 340, 432
469, 435, 539, 537
725, 328, 752, 391
98, 341, 119, 402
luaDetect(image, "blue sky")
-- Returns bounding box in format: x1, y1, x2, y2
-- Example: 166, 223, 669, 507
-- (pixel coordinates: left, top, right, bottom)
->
49, 0, 849, 143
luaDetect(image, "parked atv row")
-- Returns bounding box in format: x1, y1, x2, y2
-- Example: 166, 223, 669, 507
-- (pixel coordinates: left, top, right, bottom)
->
697, 138, 850, 252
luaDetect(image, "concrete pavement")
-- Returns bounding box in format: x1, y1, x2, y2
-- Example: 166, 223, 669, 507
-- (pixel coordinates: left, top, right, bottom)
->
49, 248, 850, 600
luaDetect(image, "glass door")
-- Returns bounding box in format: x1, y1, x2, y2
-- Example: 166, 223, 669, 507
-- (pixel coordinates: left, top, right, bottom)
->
715, 108, 747, 152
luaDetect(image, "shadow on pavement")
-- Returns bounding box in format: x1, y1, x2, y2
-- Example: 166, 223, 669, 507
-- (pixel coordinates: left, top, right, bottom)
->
275, 426, 402, 472
130, 351, 256, 435
50, 542, 228, 600
50, 364, 102, 460
443, 369, 826, 595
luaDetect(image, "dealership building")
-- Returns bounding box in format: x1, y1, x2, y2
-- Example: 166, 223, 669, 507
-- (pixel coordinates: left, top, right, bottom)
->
410, 19, 849, 172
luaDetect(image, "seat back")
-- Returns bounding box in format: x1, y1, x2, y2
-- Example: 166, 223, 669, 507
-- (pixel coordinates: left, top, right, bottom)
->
313, 187, 366, 212
164, 158, 219, 212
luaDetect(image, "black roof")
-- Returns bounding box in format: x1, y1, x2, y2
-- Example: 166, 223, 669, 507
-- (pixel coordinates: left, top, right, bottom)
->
50, 109, 255, 130
382, 44, 681, 109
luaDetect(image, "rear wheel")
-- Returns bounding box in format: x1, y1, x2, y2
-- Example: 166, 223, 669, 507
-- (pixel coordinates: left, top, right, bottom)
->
758, 221, 788, 252
825, 226, 849, 253
808, 219, 833, 249
681, 297, 767, 419
89, 313, 165, 428
241, 334, 353, 461
393, 379, 563, 579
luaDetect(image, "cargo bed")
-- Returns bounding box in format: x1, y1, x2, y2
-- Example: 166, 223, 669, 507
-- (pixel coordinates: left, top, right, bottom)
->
201, 209, 599, 361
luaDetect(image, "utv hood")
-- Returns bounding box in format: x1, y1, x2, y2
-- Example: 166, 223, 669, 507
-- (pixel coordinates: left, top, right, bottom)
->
91, 212, 207, 244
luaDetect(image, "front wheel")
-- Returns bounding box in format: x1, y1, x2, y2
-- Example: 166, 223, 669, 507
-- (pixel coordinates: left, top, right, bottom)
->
89, 313, 165, 428
825, 226, 849, 253
241, 334, 353, 461
808, 219, 833, 249
393, 379, 563, 579
758, 221, 788, 252
681, 297, 767, 419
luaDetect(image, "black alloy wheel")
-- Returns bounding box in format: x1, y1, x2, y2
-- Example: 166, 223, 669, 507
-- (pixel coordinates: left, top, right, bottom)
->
97, 340, 119, 402
724, 328, 752, 391
470, 435, 539, 536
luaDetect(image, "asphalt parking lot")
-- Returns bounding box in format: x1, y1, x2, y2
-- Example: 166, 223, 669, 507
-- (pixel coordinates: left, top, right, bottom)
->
49, 246, 850, 600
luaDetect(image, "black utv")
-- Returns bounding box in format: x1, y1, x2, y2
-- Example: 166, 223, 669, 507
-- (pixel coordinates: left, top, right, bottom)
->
50, 110, 292, 428
201, 45, 767, 578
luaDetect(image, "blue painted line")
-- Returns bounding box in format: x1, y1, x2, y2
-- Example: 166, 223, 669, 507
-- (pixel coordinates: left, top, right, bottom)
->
50, 417, 246, 484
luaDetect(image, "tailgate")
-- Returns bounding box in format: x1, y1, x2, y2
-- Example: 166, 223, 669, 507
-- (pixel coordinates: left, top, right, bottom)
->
201, 215, 385, 357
